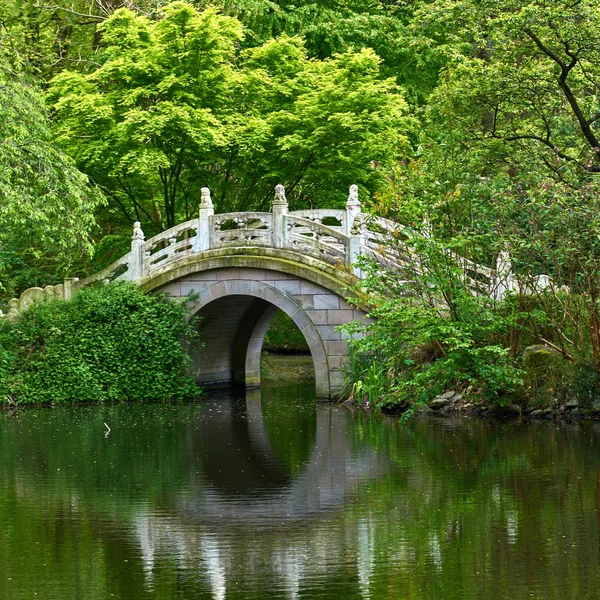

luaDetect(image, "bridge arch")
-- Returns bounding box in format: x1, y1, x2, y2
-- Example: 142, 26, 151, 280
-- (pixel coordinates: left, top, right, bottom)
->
187, 278, 330, 398
138, 250, 369, 399
7, 185, 403, 398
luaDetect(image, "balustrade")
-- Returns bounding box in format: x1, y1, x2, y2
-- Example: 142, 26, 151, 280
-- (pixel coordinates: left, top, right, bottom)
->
3, 183, 536, 318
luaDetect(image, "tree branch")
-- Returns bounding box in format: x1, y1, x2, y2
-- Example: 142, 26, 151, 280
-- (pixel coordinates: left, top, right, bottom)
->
525, 28, 600, 152
497, 133, 600, 172
35, 5, 105, 21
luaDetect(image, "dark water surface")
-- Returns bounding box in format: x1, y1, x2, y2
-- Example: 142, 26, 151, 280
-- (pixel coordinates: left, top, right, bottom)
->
2, 378, 600, 599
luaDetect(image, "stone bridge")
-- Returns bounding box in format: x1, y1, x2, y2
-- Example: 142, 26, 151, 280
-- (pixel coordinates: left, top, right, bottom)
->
5, 184, 505, 399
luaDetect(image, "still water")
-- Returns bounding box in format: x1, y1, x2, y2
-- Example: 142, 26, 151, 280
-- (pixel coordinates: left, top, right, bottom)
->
2, 373, 600, 599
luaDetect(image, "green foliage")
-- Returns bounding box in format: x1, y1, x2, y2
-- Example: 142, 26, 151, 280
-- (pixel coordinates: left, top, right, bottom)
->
0, 283, 199, 404
342, 347, 392, 406
228, 0, 445, 103
343, 232, 525, 409
0, 37, 103, 286
47, 2, 411, 235
416, 0, 600, 178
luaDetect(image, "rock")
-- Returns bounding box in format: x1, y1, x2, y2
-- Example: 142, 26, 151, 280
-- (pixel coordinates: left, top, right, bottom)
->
413, 404, 433, 414
540, 408, 555, 419
429, 392, 459, 410
522, 345, 562, 369
497, 403, 521, 415
592, 399, 600, 413
531, 409, 544, 417
429, 398, 450, 410
565, 398, 579, 410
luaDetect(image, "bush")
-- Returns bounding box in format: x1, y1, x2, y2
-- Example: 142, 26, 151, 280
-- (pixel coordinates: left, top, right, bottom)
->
341, 236, 526, 410
0, 283, 199, 404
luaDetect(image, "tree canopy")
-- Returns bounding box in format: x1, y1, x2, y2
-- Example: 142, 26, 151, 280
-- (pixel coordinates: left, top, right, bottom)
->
0, 37, 102, 294
47, 2, 410, 234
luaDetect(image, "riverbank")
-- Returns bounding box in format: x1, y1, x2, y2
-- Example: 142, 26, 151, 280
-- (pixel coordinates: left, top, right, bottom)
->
399, 391, 600, 421
261, 353, 314, 381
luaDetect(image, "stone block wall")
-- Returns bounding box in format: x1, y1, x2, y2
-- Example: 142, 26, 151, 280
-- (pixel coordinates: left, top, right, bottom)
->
157, 267, 371, 399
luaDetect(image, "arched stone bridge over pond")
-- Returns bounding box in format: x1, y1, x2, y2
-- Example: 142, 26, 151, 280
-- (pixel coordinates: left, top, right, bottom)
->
5, 185, 507, 399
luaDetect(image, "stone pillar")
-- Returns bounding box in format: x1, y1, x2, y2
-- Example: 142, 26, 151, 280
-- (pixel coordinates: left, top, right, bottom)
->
348, 213, 364, 277
128, 221, 146, 282
193, 187, 214, 253
272, 184, 288, 248
63, 277, 79, 301
493, 245, 517, 300
345, 184, 361, 236
7, 298, 19, 319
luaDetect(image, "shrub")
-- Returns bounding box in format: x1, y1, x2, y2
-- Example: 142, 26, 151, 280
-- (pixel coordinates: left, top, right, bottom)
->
0, 283, 199, 404
341, 235, 526, 410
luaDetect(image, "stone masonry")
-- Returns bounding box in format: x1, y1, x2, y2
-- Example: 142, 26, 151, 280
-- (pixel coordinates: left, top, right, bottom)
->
157, 267, 371, 399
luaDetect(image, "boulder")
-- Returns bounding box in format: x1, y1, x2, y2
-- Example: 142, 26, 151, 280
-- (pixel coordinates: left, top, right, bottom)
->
429, 391, 459, 410
522, 345, 562, 370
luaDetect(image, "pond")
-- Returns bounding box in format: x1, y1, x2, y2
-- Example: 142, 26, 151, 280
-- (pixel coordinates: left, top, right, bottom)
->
1, 364, 600, 599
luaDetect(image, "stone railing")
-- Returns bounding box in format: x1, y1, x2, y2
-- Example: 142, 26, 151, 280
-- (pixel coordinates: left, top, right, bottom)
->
112, 184, 370, 284
1, 183, 541, 318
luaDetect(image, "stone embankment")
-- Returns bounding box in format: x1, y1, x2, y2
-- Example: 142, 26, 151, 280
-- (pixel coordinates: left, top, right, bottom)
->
420, 391, 598, 420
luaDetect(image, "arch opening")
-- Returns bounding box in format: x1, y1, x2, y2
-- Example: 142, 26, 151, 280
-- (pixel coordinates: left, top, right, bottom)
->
189, 290, 328, 398
261, 310, 314, 384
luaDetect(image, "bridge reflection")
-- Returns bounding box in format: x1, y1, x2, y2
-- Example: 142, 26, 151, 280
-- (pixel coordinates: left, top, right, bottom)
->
132, 386, 386, 597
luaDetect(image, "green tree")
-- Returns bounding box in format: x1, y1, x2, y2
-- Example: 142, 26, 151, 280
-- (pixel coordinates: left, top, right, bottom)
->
228, 0, 445, 103
48, 2, 411, 235
0, 37, 102, 296
416, 0, 600, 179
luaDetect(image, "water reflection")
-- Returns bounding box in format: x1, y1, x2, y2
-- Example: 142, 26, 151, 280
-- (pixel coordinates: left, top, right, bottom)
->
183, 388, 382, 525
3, 383, 600, 599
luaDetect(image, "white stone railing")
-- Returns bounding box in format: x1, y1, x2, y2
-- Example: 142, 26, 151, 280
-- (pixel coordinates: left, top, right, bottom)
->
115, 184, 369, 283
1, 183, 543, 318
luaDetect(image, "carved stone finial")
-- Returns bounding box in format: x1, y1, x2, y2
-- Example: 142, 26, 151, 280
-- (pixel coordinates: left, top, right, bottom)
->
132, 221, 145, 241
348, 184, 358, 202
496, 244, 512, 277
346, 184, 360, 218
7, 298, 19, 318
350, 212, 364, 236
273, 184, 287, 205
200, 187, 213, 208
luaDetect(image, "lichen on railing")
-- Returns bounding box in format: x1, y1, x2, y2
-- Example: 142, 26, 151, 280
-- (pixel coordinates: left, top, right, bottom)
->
212, 212, 273, 248
286, 215, 348, 262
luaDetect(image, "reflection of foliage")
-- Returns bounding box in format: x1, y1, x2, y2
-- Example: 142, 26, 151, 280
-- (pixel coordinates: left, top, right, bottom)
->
347, 412, 600, 599
1, 400, 600, 597
260, 381, 317, 475
263, 310, 309, 354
